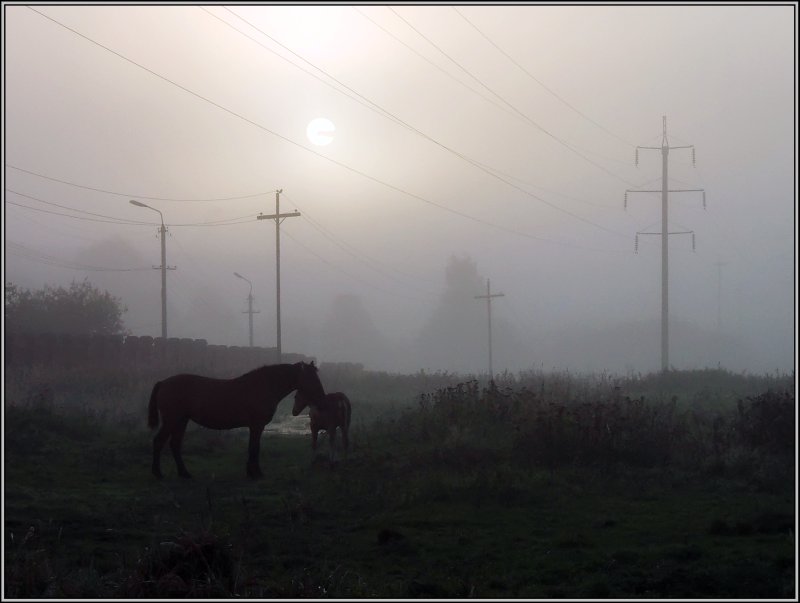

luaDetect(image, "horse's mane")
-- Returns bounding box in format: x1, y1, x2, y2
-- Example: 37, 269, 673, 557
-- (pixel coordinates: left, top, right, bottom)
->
237, 363, 301, 381
239, 364, 274, 378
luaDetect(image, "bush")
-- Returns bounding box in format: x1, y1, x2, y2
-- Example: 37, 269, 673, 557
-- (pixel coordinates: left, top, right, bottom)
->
379, 377, 794, 477
734, 391, 795, 457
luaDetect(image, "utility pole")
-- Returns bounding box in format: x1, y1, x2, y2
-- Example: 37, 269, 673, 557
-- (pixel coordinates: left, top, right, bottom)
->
234, 272, 260, 347
130, 200, 176, 338
474, 278, 504, 381
625, 116, 705, 373
257, 189, 300, 362
715, 261, 728, 332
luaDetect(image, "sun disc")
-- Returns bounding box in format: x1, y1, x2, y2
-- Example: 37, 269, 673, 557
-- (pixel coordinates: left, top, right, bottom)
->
307, 118, 336, 146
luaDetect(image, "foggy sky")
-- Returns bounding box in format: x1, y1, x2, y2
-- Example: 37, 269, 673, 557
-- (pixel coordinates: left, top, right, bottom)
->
3, 3, 796, 374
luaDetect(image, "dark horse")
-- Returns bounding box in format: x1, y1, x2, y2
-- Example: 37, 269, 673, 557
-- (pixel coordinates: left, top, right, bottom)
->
148, 362, 326, 479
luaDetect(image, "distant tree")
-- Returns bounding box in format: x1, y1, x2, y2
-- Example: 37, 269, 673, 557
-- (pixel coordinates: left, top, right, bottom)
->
319, 294, 389, 365
4, 279, 128, 336
416, 255, 487, 374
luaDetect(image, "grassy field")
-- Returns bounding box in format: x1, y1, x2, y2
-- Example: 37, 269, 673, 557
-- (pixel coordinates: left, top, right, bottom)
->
3, 366, 796, 598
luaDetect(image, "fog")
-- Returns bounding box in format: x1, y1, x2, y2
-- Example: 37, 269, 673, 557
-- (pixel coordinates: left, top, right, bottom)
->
3, 4, 796, 375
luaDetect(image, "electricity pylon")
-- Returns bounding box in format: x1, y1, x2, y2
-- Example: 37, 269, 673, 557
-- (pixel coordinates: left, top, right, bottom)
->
625, 116, 705, 373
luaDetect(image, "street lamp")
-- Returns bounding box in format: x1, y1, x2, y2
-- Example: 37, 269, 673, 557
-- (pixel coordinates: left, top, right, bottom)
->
130, 199, 169, 339
234, 272, 258, 347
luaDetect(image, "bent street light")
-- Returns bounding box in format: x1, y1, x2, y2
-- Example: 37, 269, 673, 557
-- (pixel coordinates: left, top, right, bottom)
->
130, 199, 168, 338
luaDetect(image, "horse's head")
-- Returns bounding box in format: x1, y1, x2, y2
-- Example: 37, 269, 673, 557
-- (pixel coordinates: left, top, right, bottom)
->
294, 361, 325, 414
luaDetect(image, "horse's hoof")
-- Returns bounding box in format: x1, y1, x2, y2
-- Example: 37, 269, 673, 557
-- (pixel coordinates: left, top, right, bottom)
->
179, 473, 192, 479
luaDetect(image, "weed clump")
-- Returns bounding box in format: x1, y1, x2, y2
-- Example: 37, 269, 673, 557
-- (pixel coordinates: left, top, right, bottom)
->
124, 530, 235, 597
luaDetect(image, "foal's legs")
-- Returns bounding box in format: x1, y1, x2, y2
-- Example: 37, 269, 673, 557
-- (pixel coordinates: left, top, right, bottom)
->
246, 424, 265, 479
169, 417, 192, 479
341, 426, 349, 458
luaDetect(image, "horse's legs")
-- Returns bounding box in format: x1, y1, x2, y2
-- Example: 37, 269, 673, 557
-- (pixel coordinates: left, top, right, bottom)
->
328, 428, 337, 463
311, 428, 319, 452
246, 424, 265, 479
169, 417, 191, 479
152, 425, 170, 479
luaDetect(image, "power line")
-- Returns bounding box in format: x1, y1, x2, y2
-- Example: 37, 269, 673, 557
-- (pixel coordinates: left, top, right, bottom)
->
283, 194, 439, 292
453, 7, 634, 149
6, 164, 278, 202
27, 6, 625, 254
209, 7, 404, 125
171, 216, 257, 227
281, 228, 433, 303
300, 213, 426, 290
214, 7, 635, 237
7, 200, 153, 226
365, 5, 634, 170
7, 189, 153, 224
353, 7, 528, 125
387, 7, 639, 188
5, 188, 262, 226
5, 201, 115, 243
6, 241, 153, 272
6, 189, 259, 227
357, 7, 647, 192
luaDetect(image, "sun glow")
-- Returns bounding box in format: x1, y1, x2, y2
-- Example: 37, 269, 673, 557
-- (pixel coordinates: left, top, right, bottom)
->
306, 117, 336, 146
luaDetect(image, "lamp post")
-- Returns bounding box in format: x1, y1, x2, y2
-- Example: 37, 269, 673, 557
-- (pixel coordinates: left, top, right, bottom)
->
234, 272, 257, 347
130, 200, 169, 339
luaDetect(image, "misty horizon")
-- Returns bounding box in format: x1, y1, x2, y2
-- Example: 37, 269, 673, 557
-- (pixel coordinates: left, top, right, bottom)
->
3, 4, 796, 376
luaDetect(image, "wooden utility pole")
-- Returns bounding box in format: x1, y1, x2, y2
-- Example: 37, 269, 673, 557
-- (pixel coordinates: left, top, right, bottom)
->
474, 278, 504, 381
257, 189, 300, 362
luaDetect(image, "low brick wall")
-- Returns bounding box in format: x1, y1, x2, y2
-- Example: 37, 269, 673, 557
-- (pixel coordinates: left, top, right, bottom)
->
4, 332, 313, 376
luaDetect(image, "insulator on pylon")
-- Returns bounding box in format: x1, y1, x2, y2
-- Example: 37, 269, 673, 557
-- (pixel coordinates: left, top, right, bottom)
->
635, 148, 639, 167
692, 147, 696, 167
634, 234, 639, 254
624, 191, 628, 210
692, 233, 696, 252
702, 191, 706, 210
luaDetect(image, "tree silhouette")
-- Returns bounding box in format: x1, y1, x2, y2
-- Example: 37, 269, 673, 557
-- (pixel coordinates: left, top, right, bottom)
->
416, 255, 487, 374
4, 279, 128, 336
319, 294, 389, 365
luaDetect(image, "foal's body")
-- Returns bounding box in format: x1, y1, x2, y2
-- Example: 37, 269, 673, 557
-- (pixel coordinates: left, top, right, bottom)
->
293, 391, 352, 460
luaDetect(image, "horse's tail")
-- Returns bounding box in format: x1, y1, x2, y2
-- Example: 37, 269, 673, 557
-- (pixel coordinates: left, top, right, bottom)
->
147, 382, 161, 429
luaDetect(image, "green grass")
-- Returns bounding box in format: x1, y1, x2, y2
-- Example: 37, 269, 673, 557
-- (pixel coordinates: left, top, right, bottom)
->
3, 368, 796, 598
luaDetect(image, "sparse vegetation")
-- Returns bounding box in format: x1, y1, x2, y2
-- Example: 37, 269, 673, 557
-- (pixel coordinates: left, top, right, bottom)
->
3, 365, 796, 598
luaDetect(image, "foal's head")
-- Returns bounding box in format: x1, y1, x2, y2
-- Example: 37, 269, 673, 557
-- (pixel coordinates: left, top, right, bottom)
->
293, 361, 325, 414
292, 390, 310, 417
